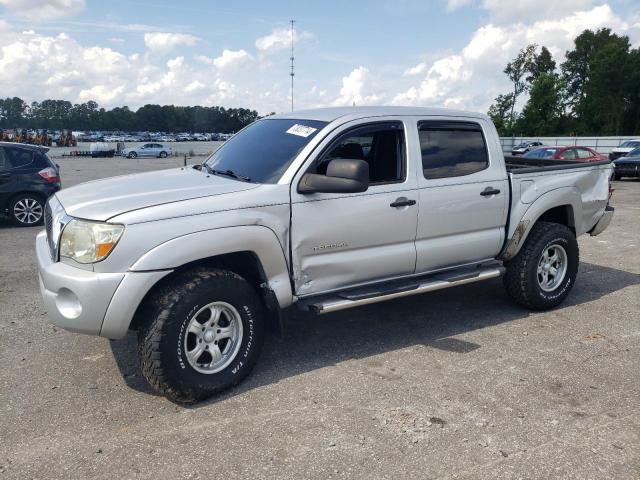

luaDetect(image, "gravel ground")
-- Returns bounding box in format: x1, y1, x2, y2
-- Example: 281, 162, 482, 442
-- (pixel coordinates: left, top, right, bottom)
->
0, 158, 638, 479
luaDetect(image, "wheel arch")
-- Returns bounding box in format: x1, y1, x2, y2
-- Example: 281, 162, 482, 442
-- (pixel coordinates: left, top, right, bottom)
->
500, 187, 580, 261
126, 226, 292, 332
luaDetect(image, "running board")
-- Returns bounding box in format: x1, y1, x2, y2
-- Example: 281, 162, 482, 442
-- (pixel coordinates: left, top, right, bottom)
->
299, 266, 505, 314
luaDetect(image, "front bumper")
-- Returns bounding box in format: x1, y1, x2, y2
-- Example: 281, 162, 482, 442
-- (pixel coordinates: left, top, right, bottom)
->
589, 206, 614, 237
614, 163, 640, 177
36, 231, 170, 339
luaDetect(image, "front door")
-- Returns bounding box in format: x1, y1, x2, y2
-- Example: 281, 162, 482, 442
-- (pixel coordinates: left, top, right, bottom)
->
290, 120, 419, 296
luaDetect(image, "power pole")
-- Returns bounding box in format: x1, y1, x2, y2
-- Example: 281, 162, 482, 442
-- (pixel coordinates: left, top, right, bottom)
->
290, 19, 295, 112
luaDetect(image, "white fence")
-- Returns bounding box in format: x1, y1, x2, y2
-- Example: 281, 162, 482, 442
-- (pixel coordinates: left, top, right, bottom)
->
499, 136, 638, 154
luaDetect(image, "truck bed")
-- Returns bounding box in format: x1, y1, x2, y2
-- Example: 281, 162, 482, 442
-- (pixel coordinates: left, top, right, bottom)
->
504, 155, 611, 174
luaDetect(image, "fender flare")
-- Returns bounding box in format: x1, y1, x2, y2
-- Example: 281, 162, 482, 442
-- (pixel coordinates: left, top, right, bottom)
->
130, 225, 293, 308
500, 187, 580, 261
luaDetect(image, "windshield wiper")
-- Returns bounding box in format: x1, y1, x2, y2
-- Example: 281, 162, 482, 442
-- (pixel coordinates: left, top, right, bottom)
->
203, 164, 251, 182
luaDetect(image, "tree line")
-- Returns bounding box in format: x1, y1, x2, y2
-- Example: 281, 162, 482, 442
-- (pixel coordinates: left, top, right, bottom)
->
0, 98, 259, 133
489, 28, 640, 137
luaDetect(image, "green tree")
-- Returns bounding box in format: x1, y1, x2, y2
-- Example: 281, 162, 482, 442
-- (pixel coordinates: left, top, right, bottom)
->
527, 46, 556, 83
517, 74, 564, 135
488, 93, 515, 136
504, 44, 537, 135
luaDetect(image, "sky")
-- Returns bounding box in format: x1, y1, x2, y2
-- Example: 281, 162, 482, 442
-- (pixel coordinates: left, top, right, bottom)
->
0, 0, 639, 115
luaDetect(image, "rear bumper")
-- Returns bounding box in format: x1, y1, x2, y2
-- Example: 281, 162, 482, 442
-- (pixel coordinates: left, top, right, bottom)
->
589, 206, 614, 237
36, 231, 171, 339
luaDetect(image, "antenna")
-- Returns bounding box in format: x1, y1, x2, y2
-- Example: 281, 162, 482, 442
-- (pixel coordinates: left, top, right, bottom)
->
290, 19, 295, 112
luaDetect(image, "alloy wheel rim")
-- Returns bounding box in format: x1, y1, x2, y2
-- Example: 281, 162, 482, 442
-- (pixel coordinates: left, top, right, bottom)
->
14, 198, 43, 224
537, 244, 568, 292
183, 301, 243, 374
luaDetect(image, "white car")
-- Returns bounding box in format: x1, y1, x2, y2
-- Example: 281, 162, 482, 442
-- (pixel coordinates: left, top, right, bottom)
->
609, 139, 640, 161
121, 143, 172, 158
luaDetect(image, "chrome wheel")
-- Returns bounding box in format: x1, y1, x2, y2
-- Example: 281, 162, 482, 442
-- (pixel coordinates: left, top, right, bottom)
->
13, 197, 43, 225
537, 244, 568, 292
183, 301, 243, 374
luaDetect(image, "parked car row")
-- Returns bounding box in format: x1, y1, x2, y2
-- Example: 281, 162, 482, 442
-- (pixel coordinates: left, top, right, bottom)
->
520, 144, 640, 180
97, 132, 233, 143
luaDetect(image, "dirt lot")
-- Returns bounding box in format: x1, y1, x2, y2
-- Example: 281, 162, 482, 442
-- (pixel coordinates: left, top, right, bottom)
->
0, 157, 638, 479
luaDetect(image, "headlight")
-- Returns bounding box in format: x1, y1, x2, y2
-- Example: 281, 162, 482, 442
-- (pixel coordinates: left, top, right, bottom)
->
59, 219, 124, 264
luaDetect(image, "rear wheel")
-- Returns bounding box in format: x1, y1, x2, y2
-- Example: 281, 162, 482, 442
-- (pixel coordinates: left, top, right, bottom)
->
159, 151, 168, 158
613, 173, 621, 180
10, 194, 44, 226
137, 268, 265, 404
503, 221, 578, 310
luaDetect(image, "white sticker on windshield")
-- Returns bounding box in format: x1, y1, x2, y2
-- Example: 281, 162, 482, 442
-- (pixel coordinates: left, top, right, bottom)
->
286, 124, 317, 138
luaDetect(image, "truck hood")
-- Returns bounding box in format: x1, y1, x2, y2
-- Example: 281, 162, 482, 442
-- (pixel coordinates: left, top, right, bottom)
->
56, 167, 258, 221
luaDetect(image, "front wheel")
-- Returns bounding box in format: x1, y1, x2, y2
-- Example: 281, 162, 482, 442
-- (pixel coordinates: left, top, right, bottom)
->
137, 268, 265, 404
503, 221, 578, 310
127, 152, 137, 159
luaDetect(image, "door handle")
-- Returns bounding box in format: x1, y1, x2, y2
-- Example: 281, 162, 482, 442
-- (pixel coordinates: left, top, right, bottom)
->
390, 198, 416, 208
480, 187, 501, 197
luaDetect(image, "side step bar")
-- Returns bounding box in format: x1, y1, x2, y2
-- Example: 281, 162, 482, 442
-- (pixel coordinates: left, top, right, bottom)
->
300, 266, 505, 314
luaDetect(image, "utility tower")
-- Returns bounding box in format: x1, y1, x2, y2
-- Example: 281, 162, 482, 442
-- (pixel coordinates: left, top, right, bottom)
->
290, 19, 295, 112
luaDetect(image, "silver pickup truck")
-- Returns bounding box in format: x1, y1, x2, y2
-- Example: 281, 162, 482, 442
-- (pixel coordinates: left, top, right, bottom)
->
37, 107, 614, 403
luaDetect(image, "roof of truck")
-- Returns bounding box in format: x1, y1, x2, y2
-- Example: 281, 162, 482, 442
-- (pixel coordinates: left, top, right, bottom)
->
271, 106, 488, 123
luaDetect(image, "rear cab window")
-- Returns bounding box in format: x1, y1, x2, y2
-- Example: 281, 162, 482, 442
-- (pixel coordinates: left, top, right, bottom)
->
418, 121, 489, 179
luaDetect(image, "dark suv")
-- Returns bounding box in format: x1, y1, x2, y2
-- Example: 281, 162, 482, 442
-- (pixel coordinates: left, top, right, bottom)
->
0, 142, 61, 226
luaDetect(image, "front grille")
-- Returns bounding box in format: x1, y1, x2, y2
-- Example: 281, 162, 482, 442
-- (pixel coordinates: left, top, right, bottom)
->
44, 201, 54, 259
44, 196, 68, 262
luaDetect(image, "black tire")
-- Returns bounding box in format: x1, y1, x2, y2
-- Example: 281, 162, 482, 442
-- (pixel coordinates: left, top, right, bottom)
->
127, 152, 137, 159
503, 221, 579, 310
137, 267, 265, 404
159, 151, 168, 158
9, 193, 45, 227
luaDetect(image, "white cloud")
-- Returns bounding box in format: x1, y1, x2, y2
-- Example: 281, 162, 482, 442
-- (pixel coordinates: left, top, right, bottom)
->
212, 49, 253, 70
255, 27, 313, 54
403, 62, 428, 76
332, 66, 381, 106
143, 32, 199, 53
0, 0, 84, 21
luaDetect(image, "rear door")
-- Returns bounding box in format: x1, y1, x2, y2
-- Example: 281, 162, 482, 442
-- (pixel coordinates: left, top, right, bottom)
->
290, 119, 419, 296
414, 119, 509, 273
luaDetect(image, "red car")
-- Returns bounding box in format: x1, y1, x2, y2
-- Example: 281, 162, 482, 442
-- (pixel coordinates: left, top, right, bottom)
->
523, 146, 607, 162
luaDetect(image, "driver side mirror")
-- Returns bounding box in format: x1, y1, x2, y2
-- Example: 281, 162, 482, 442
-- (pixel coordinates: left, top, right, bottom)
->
298, 158, 369, 194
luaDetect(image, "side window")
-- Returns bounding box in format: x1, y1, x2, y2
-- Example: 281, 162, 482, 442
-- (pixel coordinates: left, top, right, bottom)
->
0, 148, 10, 170
577, 148, 593, 159
418, 121, 489, 179
562, 149, 577, 160
6, 148, 33, 169
315, 122, 405, 184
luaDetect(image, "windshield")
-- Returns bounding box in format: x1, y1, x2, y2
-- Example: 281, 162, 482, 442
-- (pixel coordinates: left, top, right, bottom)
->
204, 118, 327, 183
620, 141, 640, 148
626, 147, 640, 157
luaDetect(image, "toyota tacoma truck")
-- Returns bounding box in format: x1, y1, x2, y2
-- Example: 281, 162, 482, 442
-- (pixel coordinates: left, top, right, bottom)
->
37, 107, 614, 403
